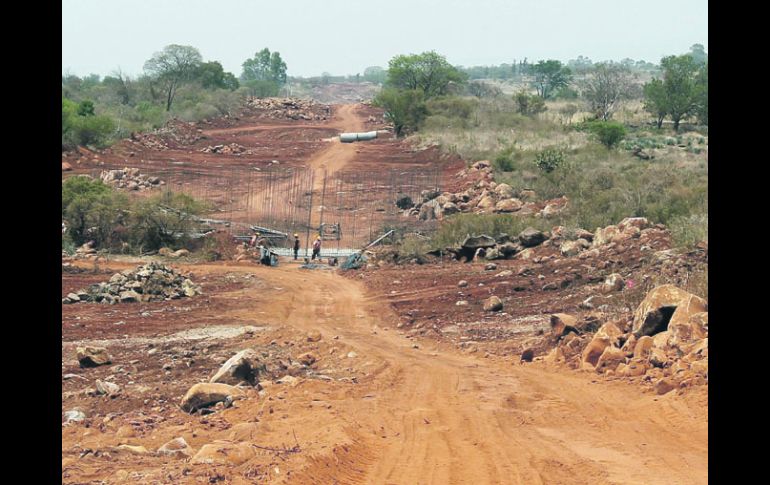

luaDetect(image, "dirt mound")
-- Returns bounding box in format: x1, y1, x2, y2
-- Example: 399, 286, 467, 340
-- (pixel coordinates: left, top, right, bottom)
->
62, 262, 201, 304
199, 143, 254, 156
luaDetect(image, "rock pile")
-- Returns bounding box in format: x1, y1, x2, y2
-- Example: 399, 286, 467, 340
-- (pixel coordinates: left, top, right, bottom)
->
245, 97, 331, 121
62, 262, 202, 304
128, 119, 204, 150
543, 285, 708, 394
401, 161, 568, 220
99, 167, 164, 190
200, 143, 254, 156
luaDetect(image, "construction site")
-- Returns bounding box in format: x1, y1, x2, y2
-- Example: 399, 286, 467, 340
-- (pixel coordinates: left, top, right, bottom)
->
61, 98, 708, 484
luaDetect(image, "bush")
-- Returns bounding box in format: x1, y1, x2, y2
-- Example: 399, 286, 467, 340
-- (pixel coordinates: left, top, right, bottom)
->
534, 148, 565, 173
129, 192, 209, 252
669, 213, 708, 248
61, 176, 128, 247
587, 121, 627, 148
373, 88, 428, 137
514, 92, 546, 116
494, 145, 520, 172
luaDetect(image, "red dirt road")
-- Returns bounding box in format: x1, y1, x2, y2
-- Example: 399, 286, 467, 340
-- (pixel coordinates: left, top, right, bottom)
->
63, 261, 707, 484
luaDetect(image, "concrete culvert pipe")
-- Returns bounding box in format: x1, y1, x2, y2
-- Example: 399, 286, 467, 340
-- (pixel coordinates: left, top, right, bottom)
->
339, 131, 378, 143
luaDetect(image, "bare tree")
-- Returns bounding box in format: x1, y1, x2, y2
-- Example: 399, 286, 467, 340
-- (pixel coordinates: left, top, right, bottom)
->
143, 45, 203, 111
582, 63, 639, 121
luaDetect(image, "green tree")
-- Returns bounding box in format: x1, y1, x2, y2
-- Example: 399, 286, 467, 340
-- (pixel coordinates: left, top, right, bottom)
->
77, 100, 95, 116
197, 61, 239, 90
695, 63, 708, 125
643, 79, 667, 129
643, 55, 700, 131
62, 176, 127, 247
582, 63, 639, 121
143, 44, 203, 111
363, 66, 387, 84
373, 88, 428, 137
531, 60, 572, 99
688, 44, 708, 65
241, 48, 287, 85
386, 51, 467, 98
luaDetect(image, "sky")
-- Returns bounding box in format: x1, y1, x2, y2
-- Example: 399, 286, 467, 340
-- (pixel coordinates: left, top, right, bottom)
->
62, 0, 707, 79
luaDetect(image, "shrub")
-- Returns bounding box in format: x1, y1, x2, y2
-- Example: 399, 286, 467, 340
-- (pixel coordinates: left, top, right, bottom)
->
587, 121, 627, 148
493, 145, 520, 172
61, 176, 128, 247
514, 92, 546, 116
373, 88, 428, 137
534, 148, 565, 173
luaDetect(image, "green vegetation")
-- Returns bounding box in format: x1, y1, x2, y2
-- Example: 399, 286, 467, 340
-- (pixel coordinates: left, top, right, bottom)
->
534, 148, 566, 173
643, 54, 707, 131
62, 176, 208, 253
430, 213, 551, 249
586, 121, 627, 148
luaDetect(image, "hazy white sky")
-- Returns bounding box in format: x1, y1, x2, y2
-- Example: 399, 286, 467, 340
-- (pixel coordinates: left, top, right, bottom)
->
62, 0, 707, 78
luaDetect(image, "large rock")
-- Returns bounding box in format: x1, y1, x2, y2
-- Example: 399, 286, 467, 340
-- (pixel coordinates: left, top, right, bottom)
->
476, 195, 496, 210
560, 240, 586, 257
595, 346, 626, 373
180, 383, 245, 412
210, 349, 262, 386
483, 296, 503, 312
494, 198, 523, 213
581, 335, 610, 368
191, 441, 256, 465
633, 336, 654, 360
518, 227, 547, 247
157, 437, 194, 458
632, 285, 708, 337
461, 235, 496, 250
442, 202, 460, 215
94, 380, 121, 397
493, 183, 515, 198
550, 313, 578, 337
600, 273, 625, 293
77, 346, 112, 367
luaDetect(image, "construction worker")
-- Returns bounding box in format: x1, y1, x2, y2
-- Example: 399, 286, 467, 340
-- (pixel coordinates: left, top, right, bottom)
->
311, 235, 322, 260
293, 234, 300, 260
249, 231, 259, 248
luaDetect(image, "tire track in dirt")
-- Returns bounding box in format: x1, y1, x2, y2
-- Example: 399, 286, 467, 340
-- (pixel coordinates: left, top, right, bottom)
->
203, 264, 707, 485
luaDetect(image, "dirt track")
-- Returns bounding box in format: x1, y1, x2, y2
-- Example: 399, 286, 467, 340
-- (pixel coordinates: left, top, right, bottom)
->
63, 260, 706, 484
62, 104, 706, 484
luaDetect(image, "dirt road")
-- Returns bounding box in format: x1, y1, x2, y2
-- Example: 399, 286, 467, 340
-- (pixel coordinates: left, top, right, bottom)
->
215, 263, 708, 484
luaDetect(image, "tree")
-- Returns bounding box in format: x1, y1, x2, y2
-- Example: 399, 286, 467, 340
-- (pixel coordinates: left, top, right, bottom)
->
77, 100, 95, 117
531, 60, 572, 99
688, 44, 708, 65
102, 69, 133, 105
373, 88, 428, 137
241, 48, 287, 85
197, 61, 239, 90
695, 63, 708, 125
363, 66, 387, 84
660, 55, 700, 131
143, 44, 203, 111
386, 51, 467, 98
643, 79, 667, 129
467, 80, 502, 98
582, 63, 639, 121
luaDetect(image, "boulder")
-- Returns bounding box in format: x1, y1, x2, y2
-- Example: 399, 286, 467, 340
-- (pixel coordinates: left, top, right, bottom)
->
559, 240, 584, 257
180, 383, 245, 412
191, 441, 256, 465
476, 195, 496, 210
483, 296, 503, 312
442, 202, 460, 215
116, 445, 150, 455
297, 352, 316, 366
654, 378, 677, 395
307, 330, 323, 342
493, 183, 515, 198
63, 409, 86, 423
497, 241, 521, 258
632, 285, 708, 337
688, 312, 708, 339
550, 313, 578, 338
600, 273, 625, 293
518, 228, 547, 247
494, 198, 523, 213
94, 380, 121, 397
581, 335, 610, 368
633, 336, 654, 360
77, 346, 112, 367
461, 235, 496, 251
592, 225, 619, 248
595, 346, 626, 373
618, 217, 652, 232
458, 280, 468, 288
520, 348, 535, 362
210, 349, 262, 386
62, 162, 73, 171
157, 437, 194, 458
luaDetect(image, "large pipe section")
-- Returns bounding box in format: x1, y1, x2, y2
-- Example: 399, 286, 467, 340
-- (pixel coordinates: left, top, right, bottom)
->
339, 131, 378, 143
